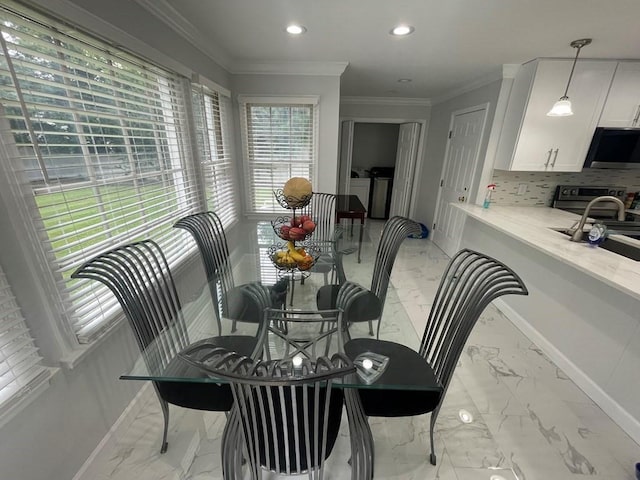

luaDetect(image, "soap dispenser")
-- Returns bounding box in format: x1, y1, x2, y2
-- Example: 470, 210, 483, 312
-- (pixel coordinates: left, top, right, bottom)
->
483, 184, 496, 209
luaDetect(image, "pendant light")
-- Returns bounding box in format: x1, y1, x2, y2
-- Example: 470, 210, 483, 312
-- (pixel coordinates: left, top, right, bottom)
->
547, 38, 592, 117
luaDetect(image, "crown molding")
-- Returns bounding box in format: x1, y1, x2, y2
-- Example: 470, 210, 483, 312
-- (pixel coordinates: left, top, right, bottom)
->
340, 96, 431, 107
230, 61, 349, 76
134, 0, 231, 69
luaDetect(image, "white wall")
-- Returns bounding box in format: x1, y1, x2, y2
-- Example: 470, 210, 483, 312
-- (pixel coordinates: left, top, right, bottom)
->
39, 0, 231, 87
340, 101, 430, 120
232, 74, 342, 195
414, 80, 502, 229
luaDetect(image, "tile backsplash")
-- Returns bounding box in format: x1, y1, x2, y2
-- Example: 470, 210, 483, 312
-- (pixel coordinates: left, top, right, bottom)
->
490, 170, 640, 206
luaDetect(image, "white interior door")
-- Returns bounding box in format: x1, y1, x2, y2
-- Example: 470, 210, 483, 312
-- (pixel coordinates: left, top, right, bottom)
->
337, 120, 354, 195
432, 107, 488, 257
389, 122, 420, 217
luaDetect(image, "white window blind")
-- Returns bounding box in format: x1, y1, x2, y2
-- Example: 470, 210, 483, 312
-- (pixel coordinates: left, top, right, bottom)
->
191, 85, 237, 227
240, 99, 317, 214
0, 3, 198, 343
0, 268, 50, 417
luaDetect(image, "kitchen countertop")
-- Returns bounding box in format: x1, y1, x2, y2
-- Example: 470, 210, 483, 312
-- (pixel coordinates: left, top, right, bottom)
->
454, 205, 640, 300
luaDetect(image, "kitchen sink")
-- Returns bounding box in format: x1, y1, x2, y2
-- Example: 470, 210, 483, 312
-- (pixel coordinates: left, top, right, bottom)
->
552, 229, 640, 261
600, 221, 640, 239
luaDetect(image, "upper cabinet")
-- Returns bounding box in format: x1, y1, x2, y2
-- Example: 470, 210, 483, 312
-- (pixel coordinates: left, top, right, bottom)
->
598, 62, 640, 127
494, 59, 616, 172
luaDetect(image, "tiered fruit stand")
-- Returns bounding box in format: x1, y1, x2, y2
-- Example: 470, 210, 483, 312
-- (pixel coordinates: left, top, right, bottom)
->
268, 189, 321, 305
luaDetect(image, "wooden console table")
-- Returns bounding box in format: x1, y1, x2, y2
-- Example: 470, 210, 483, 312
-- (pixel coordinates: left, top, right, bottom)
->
335, 194, 366, 263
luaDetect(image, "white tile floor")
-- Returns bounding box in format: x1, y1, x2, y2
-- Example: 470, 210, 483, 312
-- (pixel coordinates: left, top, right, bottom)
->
87, 222, 640, 480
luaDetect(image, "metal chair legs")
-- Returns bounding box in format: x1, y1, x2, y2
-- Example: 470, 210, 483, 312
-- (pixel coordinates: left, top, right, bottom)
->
429, 410, 439, 465
153, 383, 170, 454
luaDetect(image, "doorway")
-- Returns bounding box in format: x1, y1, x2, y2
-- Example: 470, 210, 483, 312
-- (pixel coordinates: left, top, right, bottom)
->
432, 104, 489, 257
338, 119, 423, 219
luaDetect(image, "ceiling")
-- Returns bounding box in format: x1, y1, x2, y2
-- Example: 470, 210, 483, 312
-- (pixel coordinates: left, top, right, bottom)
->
141, 0, 640, 100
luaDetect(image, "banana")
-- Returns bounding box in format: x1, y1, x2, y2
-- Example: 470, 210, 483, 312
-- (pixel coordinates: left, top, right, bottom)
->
286, 241, 305, 261
289, 249, 304, 262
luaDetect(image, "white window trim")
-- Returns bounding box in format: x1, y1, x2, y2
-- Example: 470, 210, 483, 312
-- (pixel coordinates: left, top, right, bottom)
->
0, 2, 204, 355
238, 95, 320, 217
237, 95, 319, 106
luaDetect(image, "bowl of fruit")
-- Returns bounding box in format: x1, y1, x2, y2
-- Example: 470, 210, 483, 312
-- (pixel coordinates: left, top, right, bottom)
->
272, 215, 317, 242
269, 241, 321, 272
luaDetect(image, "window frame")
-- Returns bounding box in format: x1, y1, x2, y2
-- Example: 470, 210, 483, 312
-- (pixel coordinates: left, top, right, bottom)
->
238, 95, 319, 216
0, 2, 202, 347
191, 82, 238, 227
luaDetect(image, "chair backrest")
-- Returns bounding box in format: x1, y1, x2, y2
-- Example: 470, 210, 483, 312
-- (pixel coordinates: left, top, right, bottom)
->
370, 216, 421, 304
263, 308, 342, 361
419, 249, 528, 395
303, 192, 336, 246
71, 240, 188, 371
173, 212, 234, 328
180, 347, 355, 479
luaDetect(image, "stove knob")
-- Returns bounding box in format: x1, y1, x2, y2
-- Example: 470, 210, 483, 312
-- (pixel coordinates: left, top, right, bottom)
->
617, 190, 625, 196
608, 189, 616, 195
570, 189, 578, 196
561, 189, 569, 195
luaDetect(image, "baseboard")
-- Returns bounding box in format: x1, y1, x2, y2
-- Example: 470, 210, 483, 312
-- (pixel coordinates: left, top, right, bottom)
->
494, 298, 640, 446
72, 383, 154, 480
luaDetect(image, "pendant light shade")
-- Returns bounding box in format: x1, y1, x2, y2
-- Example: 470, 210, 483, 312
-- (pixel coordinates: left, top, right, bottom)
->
547, 38, 592, 117
547, 97, 573, 116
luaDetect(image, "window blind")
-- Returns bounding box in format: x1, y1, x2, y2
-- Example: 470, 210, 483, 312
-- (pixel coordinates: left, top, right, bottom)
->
0, 268, 50, 417
241, 101, 317, 214
0, 3, 198, 343
191, 85, 237, 227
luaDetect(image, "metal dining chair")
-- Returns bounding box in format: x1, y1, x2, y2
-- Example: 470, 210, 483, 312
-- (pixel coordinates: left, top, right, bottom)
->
179, 347, 373, 480
341, 249, 529, 465
316, 215, 420, 337
300, 192, 337, 285
71, 240, 267, 454
174, 211, 281, 334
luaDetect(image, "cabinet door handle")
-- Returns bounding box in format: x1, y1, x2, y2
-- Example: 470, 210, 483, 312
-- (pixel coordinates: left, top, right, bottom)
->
551, 148, 559, 167
544, 148, 553, 168
633, 105, 640, 127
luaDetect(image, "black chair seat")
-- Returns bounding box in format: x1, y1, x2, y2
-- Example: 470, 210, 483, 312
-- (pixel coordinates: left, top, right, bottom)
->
344, 338, 442, 417
316, 284, 381, 321
160, 335, 259, 411
311, 254, 334, 274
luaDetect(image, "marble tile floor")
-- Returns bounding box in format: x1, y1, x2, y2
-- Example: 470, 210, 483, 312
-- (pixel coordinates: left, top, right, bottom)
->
88, 222, 640, 480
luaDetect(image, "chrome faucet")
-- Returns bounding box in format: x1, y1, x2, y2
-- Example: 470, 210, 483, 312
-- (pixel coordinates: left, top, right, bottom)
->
569, 195, 626, 242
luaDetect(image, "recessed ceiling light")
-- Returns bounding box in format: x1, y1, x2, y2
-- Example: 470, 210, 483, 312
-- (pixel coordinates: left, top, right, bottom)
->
286, 24, 307, 35
390, 25, 414, 36
398, 78, 412, 83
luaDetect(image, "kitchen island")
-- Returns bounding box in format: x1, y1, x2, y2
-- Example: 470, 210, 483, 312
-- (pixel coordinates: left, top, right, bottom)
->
455, 204, 640, 444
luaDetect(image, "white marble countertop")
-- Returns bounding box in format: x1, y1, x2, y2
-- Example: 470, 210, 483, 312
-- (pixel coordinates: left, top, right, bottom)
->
455, 205, 640, 300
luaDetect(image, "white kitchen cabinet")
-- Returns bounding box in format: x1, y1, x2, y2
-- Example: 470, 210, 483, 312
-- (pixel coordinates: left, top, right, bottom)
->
599, 62, 640, 127
349, 178, 370, 210
494, 59, 616, 172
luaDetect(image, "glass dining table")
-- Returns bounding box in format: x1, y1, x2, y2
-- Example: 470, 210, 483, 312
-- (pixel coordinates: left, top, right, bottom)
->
120, 219, 439, 394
